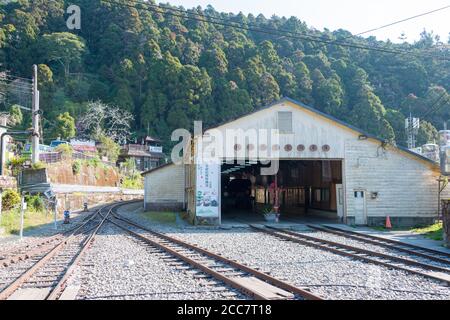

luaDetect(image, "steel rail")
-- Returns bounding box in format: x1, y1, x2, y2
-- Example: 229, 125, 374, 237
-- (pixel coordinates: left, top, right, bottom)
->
46, 204, 116, 300
307, 225, 450, 265
0, 204, 109, 300
0, 209, 101, 267
108, 211, 323, 300
251, 225, 450, 285
321, 225, 450, 259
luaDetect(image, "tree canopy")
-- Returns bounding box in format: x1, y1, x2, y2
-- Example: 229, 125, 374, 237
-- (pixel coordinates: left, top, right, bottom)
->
0, 0, 449, 149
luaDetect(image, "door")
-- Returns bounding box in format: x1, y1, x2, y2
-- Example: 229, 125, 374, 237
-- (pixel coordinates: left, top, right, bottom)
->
336, 184, 344, 219
354, 190, 367, 225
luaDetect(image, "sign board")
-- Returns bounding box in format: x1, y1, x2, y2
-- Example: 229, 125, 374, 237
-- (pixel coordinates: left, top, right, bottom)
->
149, 145, 163, 153
195, 163, 220, 218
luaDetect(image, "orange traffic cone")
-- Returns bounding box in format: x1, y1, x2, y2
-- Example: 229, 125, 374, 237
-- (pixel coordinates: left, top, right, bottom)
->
385, 216, 392, 229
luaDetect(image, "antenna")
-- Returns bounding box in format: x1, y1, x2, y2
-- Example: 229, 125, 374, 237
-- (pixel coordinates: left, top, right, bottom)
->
405, 113, 420, 149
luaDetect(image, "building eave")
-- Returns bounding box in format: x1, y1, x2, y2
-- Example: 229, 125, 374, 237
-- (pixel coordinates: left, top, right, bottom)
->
204, 96, 438, 167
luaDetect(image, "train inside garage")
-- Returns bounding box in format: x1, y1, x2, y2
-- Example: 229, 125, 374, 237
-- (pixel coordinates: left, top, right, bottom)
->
220, 160, 343, 223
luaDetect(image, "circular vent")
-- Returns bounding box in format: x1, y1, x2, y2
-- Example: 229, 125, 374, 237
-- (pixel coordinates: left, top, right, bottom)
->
297, 144, 305, 152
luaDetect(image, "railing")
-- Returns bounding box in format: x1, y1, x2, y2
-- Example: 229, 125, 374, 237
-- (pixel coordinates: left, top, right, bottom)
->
39, 151, 115, 167
39, 152, 61, 164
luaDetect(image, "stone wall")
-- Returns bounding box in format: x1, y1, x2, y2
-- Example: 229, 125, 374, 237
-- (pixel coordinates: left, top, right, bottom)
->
56, 191, 142, 214
46, 161, 119, 187
0, 175, 17, 189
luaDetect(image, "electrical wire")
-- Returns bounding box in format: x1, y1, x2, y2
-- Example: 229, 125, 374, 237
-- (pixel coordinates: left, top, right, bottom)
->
354, 4, 450, 37
101, 0, 450, 61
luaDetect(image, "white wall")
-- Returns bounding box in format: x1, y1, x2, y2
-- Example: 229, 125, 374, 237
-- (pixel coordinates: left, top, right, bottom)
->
344, 138, 443, 221
205, 102, 355, 160
203, 100, 445, 224
144, 164, 185, 209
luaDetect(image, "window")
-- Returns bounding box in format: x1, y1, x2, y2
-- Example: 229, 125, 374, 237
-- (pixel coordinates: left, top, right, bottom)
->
277, 111, 293, 133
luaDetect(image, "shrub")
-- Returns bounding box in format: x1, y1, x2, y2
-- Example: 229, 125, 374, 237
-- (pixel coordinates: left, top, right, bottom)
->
121, 172, 144, 189
31, 161, 46, 170
72, 160, 82, 174
2, 189, 21, 211
86, 157, 100, 168
55, 144, 73, 159
25, 194, 45, 211
8, 157, 26, 176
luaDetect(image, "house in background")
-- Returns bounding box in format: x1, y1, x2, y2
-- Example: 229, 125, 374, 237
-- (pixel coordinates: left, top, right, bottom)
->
119, 135, 165, 171
70, 139, 97, 154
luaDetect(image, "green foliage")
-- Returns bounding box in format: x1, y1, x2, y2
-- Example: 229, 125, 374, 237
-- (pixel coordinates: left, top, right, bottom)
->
121, 171, 144, 190
40, 32, 87, 76
86, 157, 101, 168
31, 161, 46, 170
8, 157, 26, 176
411, 222, 443, 241
97, 134, 120, 163
9, 105, 23, 127
2, 189, 21, 211
53, 112, 76, 139
1, 1, 448, 148
25, 194, 45, 212
54, 143, 73, 158
72, 159, 82, 174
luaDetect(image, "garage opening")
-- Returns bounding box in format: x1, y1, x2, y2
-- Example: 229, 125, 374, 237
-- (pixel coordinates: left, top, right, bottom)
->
220, 160, 343, 223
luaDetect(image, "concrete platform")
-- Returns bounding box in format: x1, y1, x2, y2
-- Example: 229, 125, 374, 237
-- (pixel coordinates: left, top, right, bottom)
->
323, 223, 450, 254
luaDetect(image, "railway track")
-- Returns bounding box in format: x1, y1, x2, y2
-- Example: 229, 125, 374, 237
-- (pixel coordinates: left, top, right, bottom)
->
106, 210, 323, 300
251, 225, 450, 286
309, 225, 450, 265
0, 203, 116, 300
0, 207, 104, 268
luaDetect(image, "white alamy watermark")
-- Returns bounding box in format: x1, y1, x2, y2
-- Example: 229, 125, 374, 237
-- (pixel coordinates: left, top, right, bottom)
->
66, 4, 81, 30
170, 121, 280, 175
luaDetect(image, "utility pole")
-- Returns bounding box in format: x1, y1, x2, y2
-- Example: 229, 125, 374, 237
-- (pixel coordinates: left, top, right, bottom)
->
31, 65, 40, 164
406, 113, 420, 150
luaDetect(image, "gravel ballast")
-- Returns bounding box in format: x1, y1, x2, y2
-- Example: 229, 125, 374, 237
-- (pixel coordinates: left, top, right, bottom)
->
76, 221, 244, 300
117, 203, 450, 300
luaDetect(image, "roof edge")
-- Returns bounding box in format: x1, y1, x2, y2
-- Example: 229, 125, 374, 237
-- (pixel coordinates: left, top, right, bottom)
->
141, 162, 174, 176
204, 96, 438, 166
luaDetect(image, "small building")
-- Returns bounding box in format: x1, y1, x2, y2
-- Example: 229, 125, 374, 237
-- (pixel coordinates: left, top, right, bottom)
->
119, 136, 164, 172
70, 139, 97, 154
143, 98, 449, 226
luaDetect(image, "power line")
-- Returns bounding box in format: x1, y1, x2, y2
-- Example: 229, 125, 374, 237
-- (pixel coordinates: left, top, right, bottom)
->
0, 74, 33, 83
313, 5, 450, 52
421, 97, 450, 124
354, 5, 450, 37
101, 0, 450, 61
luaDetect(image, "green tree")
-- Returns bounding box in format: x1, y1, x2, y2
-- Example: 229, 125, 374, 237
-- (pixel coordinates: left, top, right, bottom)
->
40, 32, 87, 77
8, 105, 23, 127
53, 112, 76, 139
97, 134, 120, 163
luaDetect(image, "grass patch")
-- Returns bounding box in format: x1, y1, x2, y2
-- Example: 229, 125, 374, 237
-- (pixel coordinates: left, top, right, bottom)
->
0, 209, 60, 236
371, 222, 443, 241
371, 226, 411, 232
139, 211, 177, 225
411, 222, 443, 241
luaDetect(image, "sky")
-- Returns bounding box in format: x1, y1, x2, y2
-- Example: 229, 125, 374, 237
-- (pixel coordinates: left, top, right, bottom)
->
161, 0, 450, 43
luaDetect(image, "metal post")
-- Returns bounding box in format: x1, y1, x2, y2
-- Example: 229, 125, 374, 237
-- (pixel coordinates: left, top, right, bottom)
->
0, 188, 2, 227
54, 197, 57, 230
0, 131, 33, 176
19, 195, 25, 240
31, 65, 40, 164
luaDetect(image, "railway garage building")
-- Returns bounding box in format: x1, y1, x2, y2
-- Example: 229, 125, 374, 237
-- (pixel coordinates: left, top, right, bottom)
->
143, 97, 448, 227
